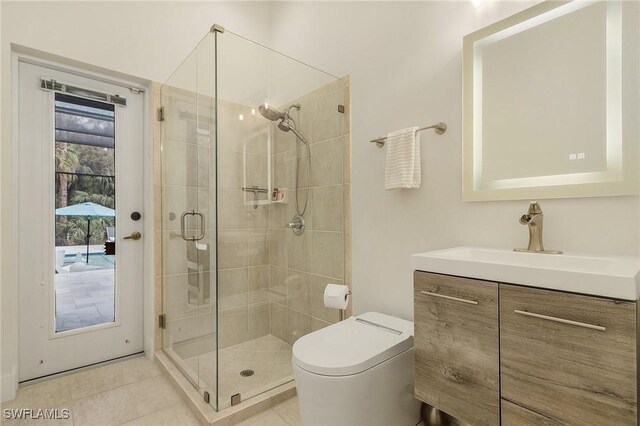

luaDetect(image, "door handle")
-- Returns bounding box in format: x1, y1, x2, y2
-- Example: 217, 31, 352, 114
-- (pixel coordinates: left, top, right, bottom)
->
123, 231, 142, 241
180, 210, 205, 242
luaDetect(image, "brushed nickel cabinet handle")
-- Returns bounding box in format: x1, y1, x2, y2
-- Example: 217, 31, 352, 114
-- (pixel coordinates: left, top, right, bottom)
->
514, 309, 606, 331
420, 290, 478, 305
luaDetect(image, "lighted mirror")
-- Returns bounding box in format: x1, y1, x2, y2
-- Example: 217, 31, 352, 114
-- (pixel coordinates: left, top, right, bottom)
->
463, 0, 639, 201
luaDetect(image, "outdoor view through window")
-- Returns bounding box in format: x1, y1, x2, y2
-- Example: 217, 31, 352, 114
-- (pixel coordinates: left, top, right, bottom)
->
54, 93, 116, 332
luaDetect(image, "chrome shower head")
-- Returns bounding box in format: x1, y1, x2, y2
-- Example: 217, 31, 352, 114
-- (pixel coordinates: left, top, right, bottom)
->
278, 117, 291, 132
258, 104, 284, 121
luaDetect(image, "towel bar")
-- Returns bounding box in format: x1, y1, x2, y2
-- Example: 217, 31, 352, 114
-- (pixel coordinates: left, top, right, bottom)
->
370, 122, 447, 148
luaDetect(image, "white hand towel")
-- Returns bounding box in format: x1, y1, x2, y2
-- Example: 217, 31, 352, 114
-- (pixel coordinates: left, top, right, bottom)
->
384, 127, 421, 190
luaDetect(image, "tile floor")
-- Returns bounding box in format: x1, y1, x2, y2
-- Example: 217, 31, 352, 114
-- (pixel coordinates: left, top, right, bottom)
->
181, 335, 294, 409
0, 353, 421, 425
55, 269, 115, 331
237, 397, 301, 426
0, 356, 200, 426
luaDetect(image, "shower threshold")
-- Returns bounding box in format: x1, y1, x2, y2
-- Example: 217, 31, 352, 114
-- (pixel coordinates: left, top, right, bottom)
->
162, 334, 295, 411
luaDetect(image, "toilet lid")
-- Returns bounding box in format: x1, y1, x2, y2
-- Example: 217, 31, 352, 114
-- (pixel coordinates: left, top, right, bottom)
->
292, 312, 414, 376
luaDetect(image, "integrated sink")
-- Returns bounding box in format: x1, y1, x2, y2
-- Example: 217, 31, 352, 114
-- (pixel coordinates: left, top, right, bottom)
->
411, 247, 640, 300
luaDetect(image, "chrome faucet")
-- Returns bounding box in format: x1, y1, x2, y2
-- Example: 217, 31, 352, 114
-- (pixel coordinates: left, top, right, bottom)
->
514, 202, 562, 254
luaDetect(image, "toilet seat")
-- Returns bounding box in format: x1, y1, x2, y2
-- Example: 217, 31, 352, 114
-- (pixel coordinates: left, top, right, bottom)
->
292, 312, 414, 377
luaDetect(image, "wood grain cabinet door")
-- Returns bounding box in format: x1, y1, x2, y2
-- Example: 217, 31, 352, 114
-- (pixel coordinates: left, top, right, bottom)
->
500, 284, 637, 426
501, 399, 563, 426
414, 271, 500, 426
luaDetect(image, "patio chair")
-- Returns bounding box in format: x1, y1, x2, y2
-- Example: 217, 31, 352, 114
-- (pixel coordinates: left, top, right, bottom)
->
55, 249, 67, 274
106, 227, 115, 242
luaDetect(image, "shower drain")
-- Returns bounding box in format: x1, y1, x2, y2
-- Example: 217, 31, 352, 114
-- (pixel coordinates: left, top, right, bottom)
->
240, 369, 255, 377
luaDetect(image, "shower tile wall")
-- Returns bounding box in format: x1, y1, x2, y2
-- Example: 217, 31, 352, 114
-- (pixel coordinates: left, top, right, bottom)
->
269, 78, 351, 344
217, 100, 272, 350
160, 85, 217, 360
158, 78, 351, 357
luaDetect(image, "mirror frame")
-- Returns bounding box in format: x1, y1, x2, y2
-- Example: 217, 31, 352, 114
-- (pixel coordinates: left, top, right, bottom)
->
462, 0, 638, 202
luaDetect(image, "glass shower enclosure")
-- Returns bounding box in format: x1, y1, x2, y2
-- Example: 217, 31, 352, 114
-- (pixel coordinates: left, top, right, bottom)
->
160, 27, 347, 411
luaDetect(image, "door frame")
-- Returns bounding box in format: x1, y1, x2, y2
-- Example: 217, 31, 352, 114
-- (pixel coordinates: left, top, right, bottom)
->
7, 46, 156, 391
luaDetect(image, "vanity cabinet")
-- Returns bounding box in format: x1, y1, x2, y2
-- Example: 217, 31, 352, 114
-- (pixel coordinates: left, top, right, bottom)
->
500, 285, 637, 426
413, 272, 638, 426
413, 271, 500, 426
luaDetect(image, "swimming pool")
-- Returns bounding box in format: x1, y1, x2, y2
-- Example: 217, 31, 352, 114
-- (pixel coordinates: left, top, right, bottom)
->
62, 252, 115, 269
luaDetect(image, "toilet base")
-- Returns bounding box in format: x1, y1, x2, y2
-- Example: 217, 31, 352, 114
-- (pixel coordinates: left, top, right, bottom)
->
294, 347, 421, 426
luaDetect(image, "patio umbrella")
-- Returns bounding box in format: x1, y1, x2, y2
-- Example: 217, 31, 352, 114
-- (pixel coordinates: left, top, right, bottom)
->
55, 202, 115, 264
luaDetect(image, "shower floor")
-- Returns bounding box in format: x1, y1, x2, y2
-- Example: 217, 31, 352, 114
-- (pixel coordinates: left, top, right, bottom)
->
181, 334, 294, 409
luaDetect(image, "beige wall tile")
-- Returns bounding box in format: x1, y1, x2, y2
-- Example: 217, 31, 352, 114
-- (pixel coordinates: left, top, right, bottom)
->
247, 230, 270, 266
219, 306, 249, 348
218, 268, 248, 310
310, 137, 343, 187
248, 265, 271, 304
162, 141, 198, 187
153, 185, 162, 232
343, 183, 351, 235
163, 273, 198, 320
310, 231, 344, 279
286, 270, 310, 313
311, 185, 343, 232
273, 123, 296, 154
269, 266, 287, 305
218, 149, 243, 190
286, 309, 311, 345
248, 203, 269, 230
343, 133, 351, 184
218, 230, 248, 270
248, 302, 271, 340
286, 231, 310, 272
219, 190, 248, 230
270, 302, 287, 342
311, 89, 344, 143
161, 186, 197, 231
269, 230, 287, 268
197, 145, 211, 188
311, 317, 332, 332
245, 153, 269, 190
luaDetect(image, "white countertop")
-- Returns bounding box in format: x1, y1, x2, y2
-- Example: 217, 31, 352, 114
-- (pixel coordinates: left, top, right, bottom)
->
411, 246, 640, 300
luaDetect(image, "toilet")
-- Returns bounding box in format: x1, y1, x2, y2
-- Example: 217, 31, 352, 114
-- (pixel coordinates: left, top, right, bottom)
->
293, 312, 422, 426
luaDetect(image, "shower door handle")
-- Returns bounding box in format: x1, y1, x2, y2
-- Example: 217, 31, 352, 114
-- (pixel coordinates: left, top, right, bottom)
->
180, 210, 206, 242
193, 211, 205, 241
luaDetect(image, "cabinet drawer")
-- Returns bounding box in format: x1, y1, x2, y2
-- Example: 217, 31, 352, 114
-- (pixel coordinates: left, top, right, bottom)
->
502, 399, 562, 426
500, 284, 637, 426
414, 271, 499, 426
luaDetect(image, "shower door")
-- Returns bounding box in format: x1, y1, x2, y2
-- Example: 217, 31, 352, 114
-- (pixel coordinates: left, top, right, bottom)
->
161, 34, 218, 409
162, 26, 348, 412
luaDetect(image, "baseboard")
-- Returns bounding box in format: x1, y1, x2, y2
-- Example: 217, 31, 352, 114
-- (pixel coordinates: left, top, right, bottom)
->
1, 370, 17, 402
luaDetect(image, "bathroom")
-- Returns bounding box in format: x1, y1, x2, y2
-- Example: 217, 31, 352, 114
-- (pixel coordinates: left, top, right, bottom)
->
1, 1, 639, 425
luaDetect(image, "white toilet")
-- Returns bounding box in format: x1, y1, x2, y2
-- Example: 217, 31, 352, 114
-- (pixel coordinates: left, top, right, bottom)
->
293, 312, 422, 426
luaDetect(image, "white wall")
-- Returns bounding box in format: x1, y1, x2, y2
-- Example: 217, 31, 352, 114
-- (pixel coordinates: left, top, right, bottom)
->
267, 1, 640, 321
0, 1, 271, 401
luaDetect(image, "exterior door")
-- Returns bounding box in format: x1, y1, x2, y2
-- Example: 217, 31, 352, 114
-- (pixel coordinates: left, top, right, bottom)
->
17, 59, 145, 381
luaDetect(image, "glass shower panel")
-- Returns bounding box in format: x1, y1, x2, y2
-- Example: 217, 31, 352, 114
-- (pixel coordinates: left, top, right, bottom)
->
161, 34, 217, 409
163, 26, 346, 412
215, 30, 344, 409
194, 33, 217, 409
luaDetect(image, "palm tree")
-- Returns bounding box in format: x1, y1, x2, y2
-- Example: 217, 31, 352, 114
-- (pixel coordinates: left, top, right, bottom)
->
55, 142, 79, 209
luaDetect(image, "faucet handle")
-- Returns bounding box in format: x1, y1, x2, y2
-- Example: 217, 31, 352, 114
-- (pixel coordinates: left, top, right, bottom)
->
528, 201, 542, 215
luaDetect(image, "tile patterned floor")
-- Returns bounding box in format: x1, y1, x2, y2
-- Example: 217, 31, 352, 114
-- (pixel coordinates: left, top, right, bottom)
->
181, 334, 294, 410
0, 356, 200, 426
238, 396, 301, 426
55, 269, 115, 331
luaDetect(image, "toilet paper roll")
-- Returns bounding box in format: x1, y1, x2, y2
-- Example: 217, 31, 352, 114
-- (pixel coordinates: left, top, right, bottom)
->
324, 284, 350, 310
